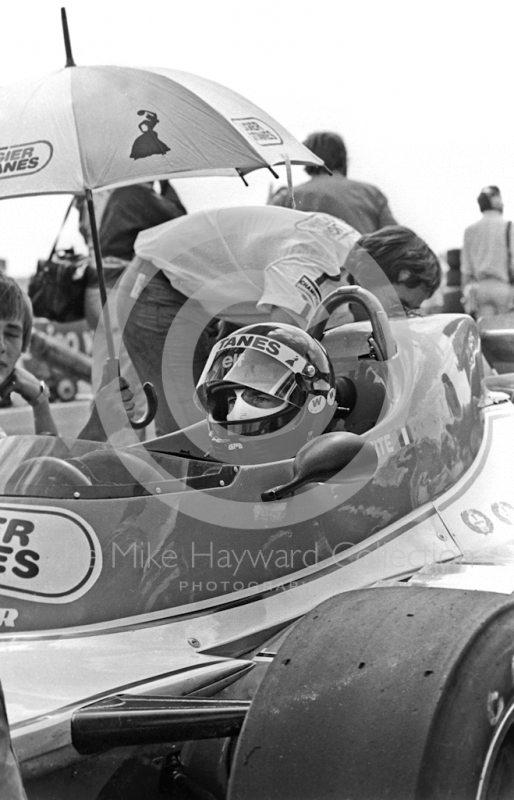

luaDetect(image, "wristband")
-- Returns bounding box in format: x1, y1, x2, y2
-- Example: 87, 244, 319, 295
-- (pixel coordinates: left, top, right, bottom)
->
29, 381, 51, 407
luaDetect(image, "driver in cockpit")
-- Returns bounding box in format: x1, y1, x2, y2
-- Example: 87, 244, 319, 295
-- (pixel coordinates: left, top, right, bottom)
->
192, 226, 442, 465
194, 321, 354, 465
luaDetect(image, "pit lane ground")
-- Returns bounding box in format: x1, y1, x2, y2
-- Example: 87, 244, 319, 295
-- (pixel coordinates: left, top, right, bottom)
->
0, 392, 92, 438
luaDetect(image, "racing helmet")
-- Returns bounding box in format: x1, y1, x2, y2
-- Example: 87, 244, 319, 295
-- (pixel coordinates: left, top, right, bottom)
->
195, 323, 337, 464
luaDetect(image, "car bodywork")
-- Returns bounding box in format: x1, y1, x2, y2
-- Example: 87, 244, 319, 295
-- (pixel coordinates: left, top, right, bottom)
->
1, 288, 514, 798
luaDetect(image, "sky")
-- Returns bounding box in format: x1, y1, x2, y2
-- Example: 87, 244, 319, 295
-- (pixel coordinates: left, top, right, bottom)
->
0, 0, 513, 277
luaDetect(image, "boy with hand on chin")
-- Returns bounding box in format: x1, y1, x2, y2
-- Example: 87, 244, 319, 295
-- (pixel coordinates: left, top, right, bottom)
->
0, 273, 135, 441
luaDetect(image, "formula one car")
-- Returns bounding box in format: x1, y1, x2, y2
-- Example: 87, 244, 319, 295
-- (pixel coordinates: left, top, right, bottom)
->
2, 286, 514, 799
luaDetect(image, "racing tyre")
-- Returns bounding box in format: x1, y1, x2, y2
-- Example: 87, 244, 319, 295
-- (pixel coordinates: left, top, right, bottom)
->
228, 587, 514, 800
55, 377, 77, 402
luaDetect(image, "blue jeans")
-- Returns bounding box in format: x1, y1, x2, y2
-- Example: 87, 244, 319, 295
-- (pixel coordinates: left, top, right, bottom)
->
116, 260, 215, 436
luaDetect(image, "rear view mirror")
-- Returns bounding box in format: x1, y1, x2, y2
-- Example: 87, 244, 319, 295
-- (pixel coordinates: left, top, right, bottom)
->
261, 432, 378, 502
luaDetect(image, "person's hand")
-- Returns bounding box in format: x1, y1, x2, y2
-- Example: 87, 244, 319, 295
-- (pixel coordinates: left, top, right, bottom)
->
78, 372, 136, 442
1, 366, 46, 405
96, 374, 136, 425
118, 376, 136, 421
462, 283, 478, 316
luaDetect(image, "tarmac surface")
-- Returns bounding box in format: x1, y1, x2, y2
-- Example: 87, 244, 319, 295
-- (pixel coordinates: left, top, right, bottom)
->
0, 395, 91, 438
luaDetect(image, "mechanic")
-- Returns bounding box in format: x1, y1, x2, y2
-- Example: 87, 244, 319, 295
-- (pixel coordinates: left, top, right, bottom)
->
0, 273, 135, 441
346, 225, 442, 317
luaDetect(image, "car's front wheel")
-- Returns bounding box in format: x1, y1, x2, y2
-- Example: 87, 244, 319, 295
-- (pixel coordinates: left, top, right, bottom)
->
228, 586, 514, 800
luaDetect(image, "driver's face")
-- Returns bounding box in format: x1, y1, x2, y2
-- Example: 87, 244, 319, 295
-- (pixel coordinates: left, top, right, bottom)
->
227, 388, 282, 414
394, 283, 430, 312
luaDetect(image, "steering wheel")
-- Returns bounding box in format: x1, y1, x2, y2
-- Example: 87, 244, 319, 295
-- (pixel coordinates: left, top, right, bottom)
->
70, 448, 166, 487
308, 286, 397, 361
5, 457, 92, 497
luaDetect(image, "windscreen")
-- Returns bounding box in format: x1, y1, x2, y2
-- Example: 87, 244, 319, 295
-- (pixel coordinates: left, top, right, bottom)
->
0, 436, 232, 499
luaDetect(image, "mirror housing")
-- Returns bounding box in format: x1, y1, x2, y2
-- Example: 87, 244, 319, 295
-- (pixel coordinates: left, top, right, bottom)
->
261, 432, 378, 502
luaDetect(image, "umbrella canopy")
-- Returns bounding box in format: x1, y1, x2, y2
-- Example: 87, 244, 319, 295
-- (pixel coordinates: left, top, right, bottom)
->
0, 64, 322, 199
0, 9, 324, 406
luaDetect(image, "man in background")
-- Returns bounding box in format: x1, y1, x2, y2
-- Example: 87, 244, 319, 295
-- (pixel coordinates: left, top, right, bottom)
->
461, 185, 514, 318
269, 131, 397, 234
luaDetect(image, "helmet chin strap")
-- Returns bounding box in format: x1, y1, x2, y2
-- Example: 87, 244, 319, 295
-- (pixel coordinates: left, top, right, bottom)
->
226, 389, 287, 422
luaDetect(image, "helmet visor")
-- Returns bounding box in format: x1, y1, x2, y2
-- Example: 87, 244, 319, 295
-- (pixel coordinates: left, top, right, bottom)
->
197, 347, 299, 408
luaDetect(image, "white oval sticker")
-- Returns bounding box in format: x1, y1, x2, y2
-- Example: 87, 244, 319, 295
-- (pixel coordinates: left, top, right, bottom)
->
0, 140, 53, 180
0, 504, 102, 604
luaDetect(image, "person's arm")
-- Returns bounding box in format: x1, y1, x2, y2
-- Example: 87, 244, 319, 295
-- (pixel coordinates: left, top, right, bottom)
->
4, 366, 58, 435
267, 187, 294, 209
460, 231, 477, 315
78, 374, 135, 442
376, 191, 398, 229
508, 221, 514, 284
269, 307, 299, 325
158, 181, 187, 216
259, 262, 330, 330
460, 232, 474, 288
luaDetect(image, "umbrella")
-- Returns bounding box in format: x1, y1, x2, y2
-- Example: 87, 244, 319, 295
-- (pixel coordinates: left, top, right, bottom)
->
0, 9, 323, 386
0, 57, 322, 196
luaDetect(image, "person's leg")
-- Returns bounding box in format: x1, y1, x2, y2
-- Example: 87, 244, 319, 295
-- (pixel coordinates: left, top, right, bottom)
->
116, 262, 210, 436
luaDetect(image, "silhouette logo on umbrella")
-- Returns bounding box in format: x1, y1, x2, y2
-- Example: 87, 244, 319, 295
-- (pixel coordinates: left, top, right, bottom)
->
130, 110, 171, 160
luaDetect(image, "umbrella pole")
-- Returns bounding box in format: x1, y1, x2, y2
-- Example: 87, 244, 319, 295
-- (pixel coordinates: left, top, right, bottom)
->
85, 188, 118, 381
60, 8, 76, 68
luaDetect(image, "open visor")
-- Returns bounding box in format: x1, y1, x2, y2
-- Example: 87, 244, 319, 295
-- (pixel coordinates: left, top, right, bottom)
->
196, 347, 300, 411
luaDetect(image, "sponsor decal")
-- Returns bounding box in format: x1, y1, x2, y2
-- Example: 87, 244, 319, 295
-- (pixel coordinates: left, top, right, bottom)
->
308, 395, 326, 414
231, 117, 283, 146
491, 502, 514, 525
0, 504, 102, 603
130, 110, 171, 160
296, 274, 322, 310
369, 426, 411, 459
296, 214, 360, 244
461, 508, 494, 535
0, 141, 52, 179
214, 333, 307, 373
0, 608, 18, 628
